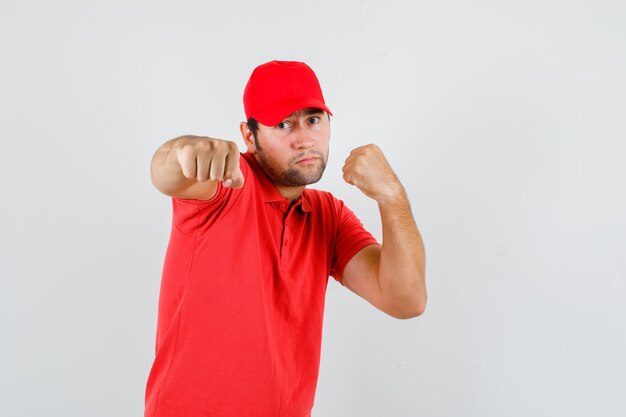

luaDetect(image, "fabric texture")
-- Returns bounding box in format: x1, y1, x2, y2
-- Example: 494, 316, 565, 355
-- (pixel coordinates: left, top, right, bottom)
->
144, 151, 379, 417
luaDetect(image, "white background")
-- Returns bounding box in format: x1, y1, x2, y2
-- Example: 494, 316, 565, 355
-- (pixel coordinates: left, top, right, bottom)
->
1, 1, 625, 416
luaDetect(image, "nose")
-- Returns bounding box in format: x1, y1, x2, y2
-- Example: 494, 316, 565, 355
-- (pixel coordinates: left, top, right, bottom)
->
292, 122, 314, 149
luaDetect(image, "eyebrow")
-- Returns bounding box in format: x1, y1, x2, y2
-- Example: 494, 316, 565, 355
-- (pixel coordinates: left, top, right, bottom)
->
280, 108, 325, 123
286, 108, 324, 119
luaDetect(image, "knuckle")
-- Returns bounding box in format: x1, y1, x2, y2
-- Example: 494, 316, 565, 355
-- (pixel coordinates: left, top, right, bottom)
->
184, 169, 196, 180
199, 140, 215, 152
178, 144, 195, 158
216, 141, 233, 157
224, 168, 237, 179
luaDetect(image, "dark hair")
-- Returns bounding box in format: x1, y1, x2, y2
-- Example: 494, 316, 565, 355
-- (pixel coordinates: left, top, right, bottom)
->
247, 116, 260, 140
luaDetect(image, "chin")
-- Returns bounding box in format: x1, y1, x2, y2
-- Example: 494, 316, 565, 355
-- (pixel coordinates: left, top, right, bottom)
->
280, 166, 325, 187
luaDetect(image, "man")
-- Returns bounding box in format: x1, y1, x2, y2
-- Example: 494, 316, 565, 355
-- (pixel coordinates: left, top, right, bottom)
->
145, 60, 426, 417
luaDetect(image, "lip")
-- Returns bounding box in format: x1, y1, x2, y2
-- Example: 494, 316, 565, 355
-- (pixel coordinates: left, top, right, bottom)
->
295, 157, 320, 164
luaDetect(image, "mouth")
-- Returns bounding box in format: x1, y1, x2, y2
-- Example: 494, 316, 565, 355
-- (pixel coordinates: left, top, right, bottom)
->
295, 157, 320, 165
294, 152, 322, 165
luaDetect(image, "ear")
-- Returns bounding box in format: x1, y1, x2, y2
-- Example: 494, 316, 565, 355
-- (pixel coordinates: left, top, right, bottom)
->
240, 121, 257, 153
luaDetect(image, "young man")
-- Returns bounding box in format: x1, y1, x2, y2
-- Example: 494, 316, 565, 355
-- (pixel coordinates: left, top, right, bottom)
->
145, 60, 426, 417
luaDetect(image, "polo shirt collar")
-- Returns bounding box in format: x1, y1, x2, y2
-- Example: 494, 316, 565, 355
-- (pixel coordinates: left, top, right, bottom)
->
243, 152, 312, 213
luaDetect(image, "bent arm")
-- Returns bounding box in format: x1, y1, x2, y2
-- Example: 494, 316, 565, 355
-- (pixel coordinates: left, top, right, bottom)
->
341, 144, 426, 319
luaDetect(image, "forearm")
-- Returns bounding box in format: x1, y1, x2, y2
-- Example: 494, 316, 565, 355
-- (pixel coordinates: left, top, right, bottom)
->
377, 189, 427, 316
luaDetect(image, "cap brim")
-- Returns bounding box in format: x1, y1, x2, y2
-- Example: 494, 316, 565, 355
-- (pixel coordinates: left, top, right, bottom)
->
252, 96, 333, 126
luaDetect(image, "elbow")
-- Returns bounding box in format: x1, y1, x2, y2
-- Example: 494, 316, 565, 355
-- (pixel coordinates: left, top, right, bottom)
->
414, 289, 427, 317
398, 270, 426, 319
398, 284, 428, 319
388, 294, 427, 320
379, 270, 427, 320
400, 301, 426, 320
412, 298, 427, 318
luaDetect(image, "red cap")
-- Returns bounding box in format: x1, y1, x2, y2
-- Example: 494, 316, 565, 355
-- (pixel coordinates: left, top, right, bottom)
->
243, 60, 333, 126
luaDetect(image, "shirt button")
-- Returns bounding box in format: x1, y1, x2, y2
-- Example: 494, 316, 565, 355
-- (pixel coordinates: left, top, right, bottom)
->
279, 203, 286, 209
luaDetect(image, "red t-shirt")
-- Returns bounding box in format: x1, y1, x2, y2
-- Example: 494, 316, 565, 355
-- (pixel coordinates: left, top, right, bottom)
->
145, 152, 379, 417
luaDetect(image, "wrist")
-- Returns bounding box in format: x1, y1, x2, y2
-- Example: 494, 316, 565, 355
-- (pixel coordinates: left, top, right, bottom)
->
374, 183, 408, 207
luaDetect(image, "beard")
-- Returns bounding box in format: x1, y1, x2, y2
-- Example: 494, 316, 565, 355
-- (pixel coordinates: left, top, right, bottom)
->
255, 146, 328, 187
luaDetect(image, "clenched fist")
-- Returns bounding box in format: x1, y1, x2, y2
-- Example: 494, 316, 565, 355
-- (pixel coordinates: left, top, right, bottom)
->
174, 135, 245, 188
342, 144, 405, 203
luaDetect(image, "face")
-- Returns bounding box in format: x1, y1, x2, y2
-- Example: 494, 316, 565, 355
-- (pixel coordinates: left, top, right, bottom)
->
243, 108, 330, 187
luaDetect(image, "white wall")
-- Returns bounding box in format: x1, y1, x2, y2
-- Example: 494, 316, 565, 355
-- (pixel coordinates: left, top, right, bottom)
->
1, 1, 624, 416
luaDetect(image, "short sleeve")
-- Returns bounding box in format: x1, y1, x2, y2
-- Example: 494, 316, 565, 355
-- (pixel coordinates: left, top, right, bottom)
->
330, 200, 379, 285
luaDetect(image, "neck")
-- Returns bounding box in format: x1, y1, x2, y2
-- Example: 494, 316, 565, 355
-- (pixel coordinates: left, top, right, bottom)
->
274, 183, 305, 201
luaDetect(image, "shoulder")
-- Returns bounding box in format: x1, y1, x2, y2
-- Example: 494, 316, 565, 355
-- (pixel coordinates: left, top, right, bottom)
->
303, 188, 342, 209
303, 188, 355, 224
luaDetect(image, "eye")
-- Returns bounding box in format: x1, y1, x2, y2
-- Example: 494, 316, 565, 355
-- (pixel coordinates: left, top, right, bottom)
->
276, 121, 291, 129
308, 116, 320, 124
